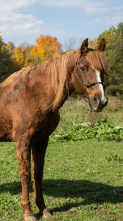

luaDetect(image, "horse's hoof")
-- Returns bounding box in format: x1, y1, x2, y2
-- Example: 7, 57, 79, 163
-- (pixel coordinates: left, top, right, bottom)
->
24, 215, 38, 221
40, 208, 52, 218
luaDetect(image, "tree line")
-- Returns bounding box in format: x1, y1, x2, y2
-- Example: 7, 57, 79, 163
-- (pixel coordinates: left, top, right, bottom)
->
0, 35, 62, 82
0, 23, 122, 97
97, 23, 123, 98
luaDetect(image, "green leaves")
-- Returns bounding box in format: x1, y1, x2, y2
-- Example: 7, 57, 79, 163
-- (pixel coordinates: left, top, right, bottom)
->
0, 37, 18, 82
97, 23, 123, 98
50, 119, 123, 143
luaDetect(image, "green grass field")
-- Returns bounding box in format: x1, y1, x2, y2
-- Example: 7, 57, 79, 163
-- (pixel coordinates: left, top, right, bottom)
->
0, 141, 123, 221
0, 96, 123, 221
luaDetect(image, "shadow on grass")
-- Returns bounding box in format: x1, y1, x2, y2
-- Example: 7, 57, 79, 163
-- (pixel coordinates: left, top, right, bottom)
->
43, 179, 123, 213
1, 179, 123, 210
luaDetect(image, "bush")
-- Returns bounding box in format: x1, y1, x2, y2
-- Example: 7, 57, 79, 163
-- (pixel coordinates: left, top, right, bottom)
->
106, 86, 123, 98
50, 119, 123, 143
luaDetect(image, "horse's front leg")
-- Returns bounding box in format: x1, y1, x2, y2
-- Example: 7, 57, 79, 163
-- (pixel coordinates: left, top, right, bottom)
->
32, 138, 52, 218
17, 137, 37, 221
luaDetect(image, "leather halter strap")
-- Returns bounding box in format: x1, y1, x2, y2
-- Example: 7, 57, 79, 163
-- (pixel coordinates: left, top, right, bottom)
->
74, 58, 103, 88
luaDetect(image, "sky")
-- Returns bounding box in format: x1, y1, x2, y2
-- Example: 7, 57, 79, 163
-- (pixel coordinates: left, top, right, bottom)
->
0, 0, 123, 48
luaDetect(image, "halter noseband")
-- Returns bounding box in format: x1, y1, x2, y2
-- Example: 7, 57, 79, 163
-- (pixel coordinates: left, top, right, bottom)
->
74, 57, 103, 88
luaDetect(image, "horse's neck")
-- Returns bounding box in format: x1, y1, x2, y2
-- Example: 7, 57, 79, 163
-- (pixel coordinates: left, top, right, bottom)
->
36, 54, 76, 112
51, 73, 75, 112
51, 53, 78, 111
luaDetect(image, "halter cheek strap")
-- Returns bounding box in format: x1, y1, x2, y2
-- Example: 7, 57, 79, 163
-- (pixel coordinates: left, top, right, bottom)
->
74, 66, 103, 88
74, 57, 104, 88
74, 57, 105, 112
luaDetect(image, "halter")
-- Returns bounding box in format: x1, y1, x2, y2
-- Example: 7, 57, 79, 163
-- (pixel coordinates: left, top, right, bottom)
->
74, 57, 105, 112
74, 57, 104, 88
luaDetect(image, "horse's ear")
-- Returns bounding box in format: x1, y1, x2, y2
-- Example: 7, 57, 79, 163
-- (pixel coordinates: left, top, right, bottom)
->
97, 38, 106, 52
80, 38, 88, 55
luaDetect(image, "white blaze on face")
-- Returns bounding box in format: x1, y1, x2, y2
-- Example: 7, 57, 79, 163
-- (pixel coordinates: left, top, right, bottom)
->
95, 69, 105, 101
92, 66, 106, 103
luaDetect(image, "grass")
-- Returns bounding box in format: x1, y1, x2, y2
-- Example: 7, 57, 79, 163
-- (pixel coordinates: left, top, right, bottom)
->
0, 140, 123, 221
58, 95, 123, 132
49, 96, 123, 143
0, 96, 123, 221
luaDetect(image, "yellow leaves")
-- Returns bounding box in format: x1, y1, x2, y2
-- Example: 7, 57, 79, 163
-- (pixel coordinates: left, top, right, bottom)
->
13, 45, 34, 68
13, 47, 26, 67
30, 45, 38, 57
12, 35, 62, 68
31, 35, 62, 62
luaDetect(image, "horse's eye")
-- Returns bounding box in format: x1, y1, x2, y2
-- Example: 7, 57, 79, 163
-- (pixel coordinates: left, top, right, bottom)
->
80, 66, 86, 72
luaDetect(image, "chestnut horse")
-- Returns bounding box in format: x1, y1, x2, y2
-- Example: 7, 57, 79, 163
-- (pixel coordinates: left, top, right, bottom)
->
0, 38, 108, 220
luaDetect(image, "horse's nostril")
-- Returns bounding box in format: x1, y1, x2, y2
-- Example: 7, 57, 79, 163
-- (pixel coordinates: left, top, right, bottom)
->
90, 97, 100, 104
94, 97, 97, 101
93, 97, 100, 104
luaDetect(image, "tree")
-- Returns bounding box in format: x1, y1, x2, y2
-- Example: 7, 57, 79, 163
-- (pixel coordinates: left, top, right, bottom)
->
97, 26, 116, 45
31, 35, 62, 62
64, 38, 76, 51
0, 37, 17, 82
6, 41, 15, 54
13, 43, 35, 68
97, 23, 123, 97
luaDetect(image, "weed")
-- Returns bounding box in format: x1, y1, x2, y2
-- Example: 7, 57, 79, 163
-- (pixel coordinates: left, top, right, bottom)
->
50, 119, 123, 143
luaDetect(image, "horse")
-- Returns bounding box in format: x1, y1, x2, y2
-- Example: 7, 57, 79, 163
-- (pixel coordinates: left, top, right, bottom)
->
0, 38, 108, 221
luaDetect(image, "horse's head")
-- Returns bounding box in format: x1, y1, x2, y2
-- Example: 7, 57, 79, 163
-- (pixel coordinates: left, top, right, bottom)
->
73, 38, 108, 112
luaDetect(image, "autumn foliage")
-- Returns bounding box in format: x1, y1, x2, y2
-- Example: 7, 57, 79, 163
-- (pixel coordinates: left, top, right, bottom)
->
13, 43, 34, 68
12, 35, 62, 69
0, 34, 62, 82
31, 35, 62, 62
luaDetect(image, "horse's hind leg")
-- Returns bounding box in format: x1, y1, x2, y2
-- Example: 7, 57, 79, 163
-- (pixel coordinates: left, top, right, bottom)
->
32, 138, 52, 218
17, 137, 37, 221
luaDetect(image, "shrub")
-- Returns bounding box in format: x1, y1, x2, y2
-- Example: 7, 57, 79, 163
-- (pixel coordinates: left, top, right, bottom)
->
50, 119, 123, 143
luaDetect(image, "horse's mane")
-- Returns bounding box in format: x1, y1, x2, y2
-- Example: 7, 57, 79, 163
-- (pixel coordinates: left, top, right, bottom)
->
0, 66, 35, 88
45, 50, 75, 109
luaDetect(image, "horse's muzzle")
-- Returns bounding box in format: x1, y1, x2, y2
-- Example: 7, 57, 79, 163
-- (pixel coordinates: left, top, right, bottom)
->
90, 95, 108, 112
